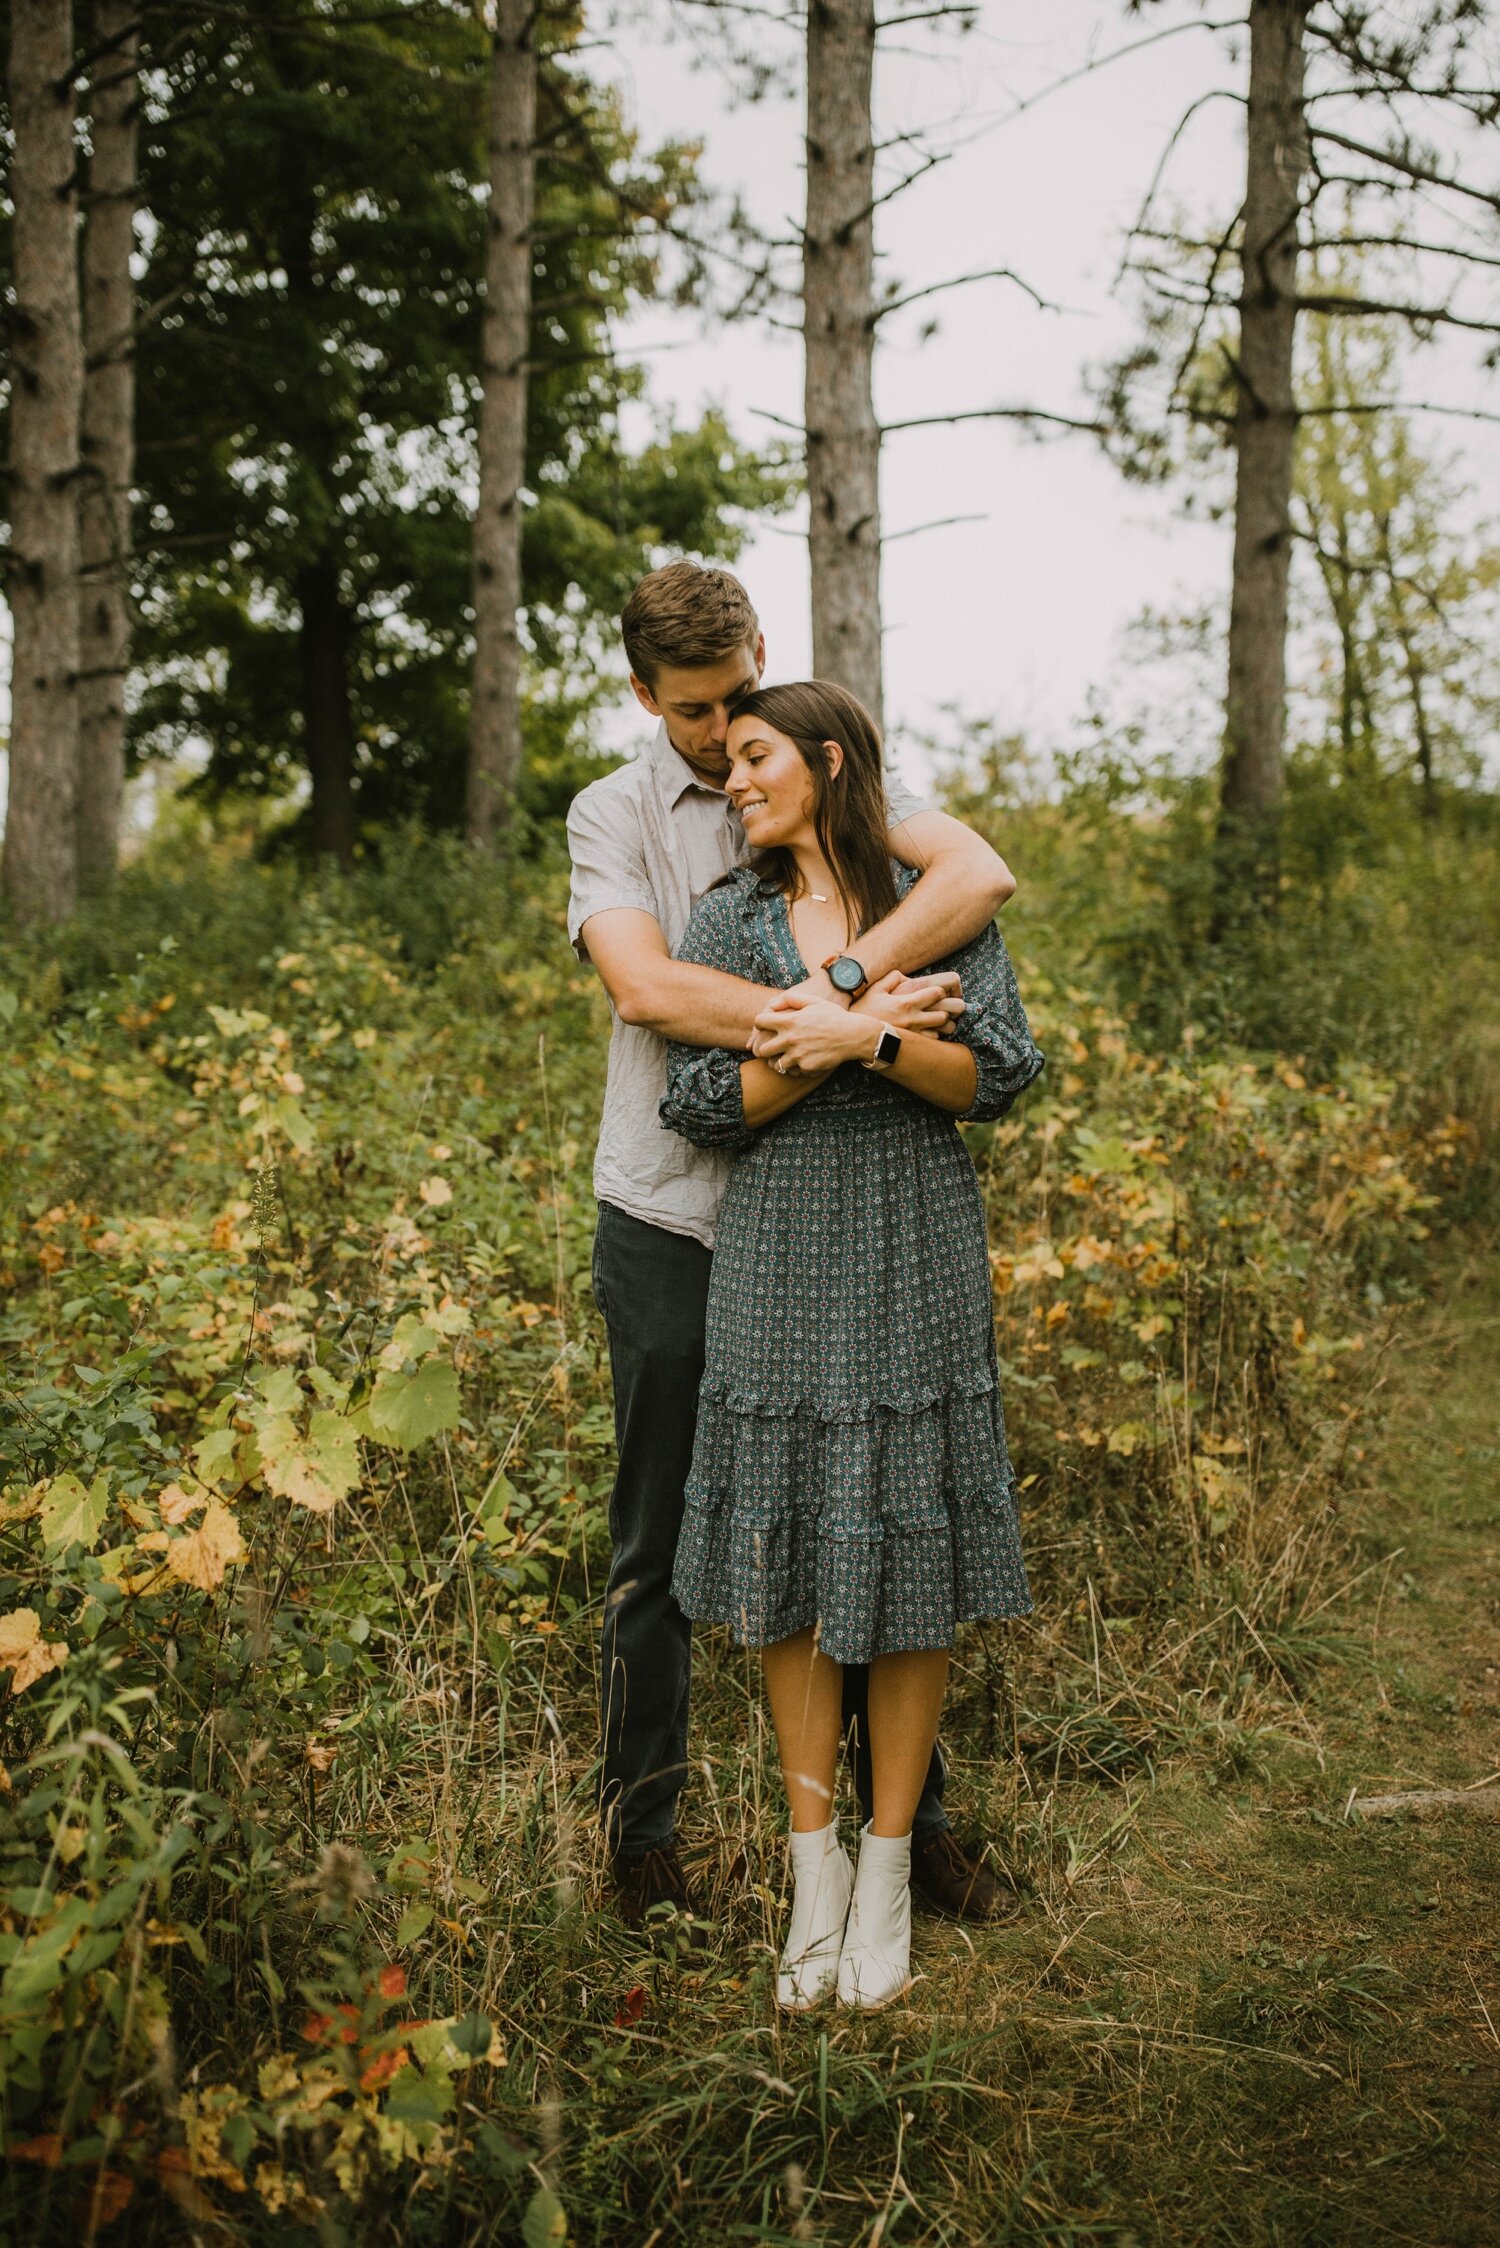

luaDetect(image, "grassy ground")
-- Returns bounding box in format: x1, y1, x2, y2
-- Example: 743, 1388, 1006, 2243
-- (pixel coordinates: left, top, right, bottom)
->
3, 836, 1495, 2245
519, 1237, 1500, 2248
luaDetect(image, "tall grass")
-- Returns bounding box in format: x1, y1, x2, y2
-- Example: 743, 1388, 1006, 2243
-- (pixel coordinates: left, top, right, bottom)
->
0, 775, 1493, 2242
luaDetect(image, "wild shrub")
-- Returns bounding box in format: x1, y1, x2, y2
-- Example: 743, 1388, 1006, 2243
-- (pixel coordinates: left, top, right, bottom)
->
0, 831, 1472, 2239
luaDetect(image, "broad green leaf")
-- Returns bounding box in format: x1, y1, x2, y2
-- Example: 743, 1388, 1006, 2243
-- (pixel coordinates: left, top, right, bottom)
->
395, 1903, 434, 1947
273, 1094, 314, 1152
365, 1359, 460, 1450
448, 2009, 493, 2058
380, 1312, 443, 1368
383, 2072, 452, 2127
193, 1427, 240, 1486
39, 1473, 109, 1554
256, 1367, 303, 1416
522, 2187, 569, 2248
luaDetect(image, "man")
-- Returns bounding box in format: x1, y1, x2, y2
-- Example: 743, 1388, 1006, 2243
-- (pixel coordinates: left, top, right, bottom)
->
568, 559, 1016, 1934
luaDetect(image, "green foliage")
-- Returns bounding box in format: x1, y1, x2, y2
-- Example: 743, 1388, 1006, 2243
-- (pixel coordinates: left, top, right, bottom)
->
115, 1, 793, 837
0, 796, 1479, 2233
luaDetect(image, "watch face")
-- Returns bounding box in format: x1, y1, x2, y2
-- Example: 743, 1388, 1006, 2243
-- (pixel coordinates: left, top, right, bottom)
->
829, 956, 864, 994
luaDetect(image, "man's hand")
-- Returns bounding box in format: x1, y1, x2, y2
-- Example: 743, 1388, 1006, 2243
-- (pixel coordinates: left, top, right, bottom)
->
750, 998, 869, 1076
854, 970, 966, 1037
750, 972, 965, 1075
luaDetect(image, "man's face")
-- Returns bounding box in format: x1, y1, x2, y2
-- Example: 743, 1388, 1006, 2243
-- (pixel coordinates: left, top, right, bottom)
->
630, 634, 766, 784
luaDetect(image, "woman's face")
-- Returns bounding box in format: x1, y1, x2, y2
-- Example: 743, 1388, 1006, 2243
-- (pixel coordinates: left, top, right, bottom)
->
725, 716, 830, 849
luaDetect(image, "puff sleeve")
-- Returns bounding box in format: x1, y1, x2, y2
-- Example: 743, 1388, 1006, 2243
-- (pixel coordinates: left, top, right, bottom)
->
657, 881, 758, 1153
944, 920, 1046, 1123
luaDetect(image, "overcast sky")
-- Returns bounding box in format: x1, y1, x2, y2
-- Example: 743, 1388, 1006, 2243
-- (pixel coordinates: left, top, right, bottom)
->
2, 1, 1494, 820
599, 0, 1499, 784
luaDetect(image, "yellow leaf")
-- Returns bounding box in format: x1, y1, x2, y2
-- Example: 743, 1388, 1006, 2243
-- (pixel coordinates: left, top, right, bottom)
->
352, 1027, 377, 1050
260, 1411, 361, 1514
419, 1176, 452, 1207
165, 1501, 246, 1592
1106, 1421, 1152, 1457
158, 1482, 202, 1527
39, 1471, 109, 1553
0, 1608, 68, 1695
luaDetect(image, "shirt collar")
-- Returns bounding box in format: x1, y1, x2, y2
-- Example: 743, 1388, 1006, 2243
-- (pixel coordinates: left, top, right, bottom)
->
648, 720, 731, 810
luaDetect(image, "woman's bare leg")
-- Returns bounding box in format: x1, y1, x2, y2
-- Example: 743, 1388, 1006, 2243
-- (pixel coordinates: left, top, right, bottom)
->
865, 1649, 950, 1836
762, 1627, 843, 1832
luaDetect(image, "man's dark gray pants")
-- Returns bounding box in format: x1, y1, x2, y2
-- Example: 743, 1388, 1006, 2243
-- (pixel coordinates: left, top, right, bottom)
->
592, 1199, 949, 1858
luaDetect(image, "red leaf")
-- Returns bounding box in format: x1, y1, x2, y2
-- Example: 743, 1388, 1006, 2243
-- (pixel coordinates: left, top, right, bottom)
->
376, 1963, 407, 2000
359, 2044, 410, 2093
9, 2134, 65, 2168
613, 1983, 648, 2028
78, 2170, 134, 2228
301, 2002, 359, 2046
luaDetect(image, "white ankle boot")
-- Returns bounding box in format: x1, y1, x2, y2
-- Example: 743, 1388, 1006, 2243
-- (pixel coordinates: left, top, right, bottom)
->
838, 1824, 912, 2011
776, 1823, 853, 2012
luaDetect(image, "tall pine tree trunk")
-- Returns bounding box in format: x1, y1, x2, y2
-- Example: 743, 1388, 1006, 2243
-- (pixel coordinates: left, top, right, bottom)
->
77, 0, 139, 888
1219, 0, 1311, 878
3, 0, 83, 927
467, 0, 536, 849
297, 559, 357, 867
279, 163, 357, 866
804, 0, 883, 725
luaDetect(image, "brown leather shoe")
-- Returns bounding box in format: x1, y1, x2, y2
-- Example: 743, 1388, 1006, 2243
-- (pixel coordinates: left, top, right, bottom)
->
909, 1830, 1018, 1924
612, 1845, 711, 1948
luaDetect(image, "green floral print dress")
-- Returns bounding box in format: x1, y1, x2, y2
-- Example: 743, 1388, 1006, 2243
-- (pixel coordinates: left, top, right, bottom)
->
658, 865, 1045, 1664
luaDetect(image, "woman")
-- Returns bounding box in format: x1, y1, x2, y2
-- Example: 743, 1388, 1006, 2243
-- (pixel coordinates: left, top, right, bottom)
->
658, 681, 1044, 2012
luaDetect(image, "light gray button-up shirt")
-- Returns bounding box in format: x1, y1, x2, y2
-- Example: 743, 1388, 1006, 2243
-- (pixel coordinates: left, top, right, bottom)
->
567, 722, 929, 1248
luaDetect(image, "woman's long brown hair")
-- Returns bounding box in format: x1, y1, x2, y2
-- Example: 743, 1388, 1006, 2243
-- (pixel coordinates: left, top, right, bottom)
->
729, 680, 899, 938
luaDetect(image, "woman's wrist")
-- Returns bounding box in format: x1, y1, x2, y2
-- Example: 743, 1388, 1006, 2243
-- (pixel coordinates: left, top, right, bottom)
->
841, 1015, 883, 1064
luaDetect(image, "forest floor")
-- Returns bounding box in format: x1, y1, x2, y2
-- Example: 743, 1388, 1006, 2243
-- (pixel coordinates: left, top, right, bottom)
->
553, 1239, 1499, 2248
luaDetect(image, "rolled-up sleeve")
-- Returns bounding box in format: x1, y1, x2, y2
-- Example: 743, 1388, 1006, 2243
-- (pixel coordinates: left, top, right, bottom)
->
948, 922, 1045, 1123
566, 788, 657, 959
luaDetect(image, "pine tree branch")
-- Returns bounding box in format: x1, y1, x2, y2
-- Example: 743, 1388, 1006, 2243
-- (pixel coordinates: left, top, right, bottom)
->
1295, 288, 1500, 339
871, 266, 1070, 324
1309, 124, 1500, 217
1303, 231, 1500, 273
881, 405, 1107, 437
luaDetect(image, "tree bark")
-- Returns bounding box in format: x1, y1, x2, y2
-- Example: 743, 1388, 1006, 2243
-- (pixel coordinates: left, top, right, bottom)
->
3, 0, 83, 927
1219, 0, 1311, 869
804, 0, 883, 726
77, 0, 140, 888
298, 559, 357, 868
468, 0, 537, 850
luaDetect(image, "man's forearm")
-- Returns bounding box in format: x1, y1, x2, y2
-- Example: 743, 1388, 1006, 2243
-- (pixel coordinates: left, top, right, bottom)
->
857, 846, 1012, 982
614, 958, 772, 1048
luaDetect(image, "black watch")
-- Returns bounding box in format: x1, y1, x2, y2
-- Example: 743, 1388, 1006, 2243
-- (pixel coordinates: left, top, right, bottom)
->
823, 953, 868, 997
862, 1026, 902, 1072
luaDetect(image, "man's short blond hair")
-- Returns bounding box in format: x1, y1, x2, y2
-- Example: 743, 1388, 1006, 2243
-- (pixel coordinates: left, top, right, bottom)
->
621, 561, 760, 689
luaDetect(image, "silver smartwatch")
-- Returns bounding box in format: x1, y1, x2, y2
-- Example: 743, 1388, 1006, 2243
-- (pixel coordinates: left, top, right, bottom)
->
862, 1026, 902, 1072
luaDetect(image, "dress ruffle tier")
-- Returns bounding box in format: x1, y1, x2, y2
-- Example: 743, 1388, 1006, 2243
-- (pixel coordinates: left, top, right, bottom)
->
672, 1371, 1031, 1664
